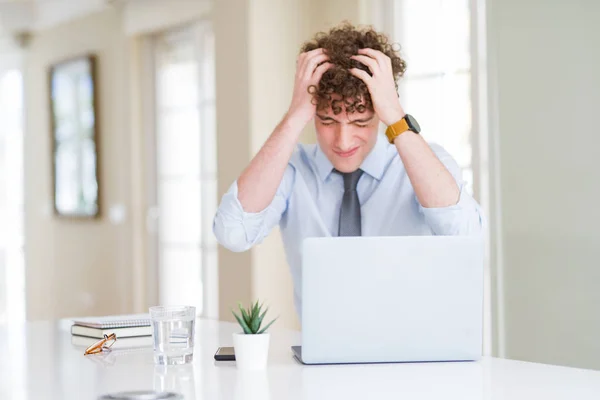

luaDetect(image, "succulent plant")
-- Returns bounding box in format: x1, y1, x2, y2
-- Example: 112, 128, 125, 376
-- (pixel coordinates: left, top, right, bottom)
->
232, 300, 277, 334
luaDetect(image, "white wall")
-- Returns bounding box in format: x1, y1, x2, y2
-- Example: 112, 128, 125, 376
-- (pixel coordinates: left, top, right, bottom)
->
490, 0, 600, 369
213, 0, 254, 320
122, 0, 211, 35
24, 8, 133, 319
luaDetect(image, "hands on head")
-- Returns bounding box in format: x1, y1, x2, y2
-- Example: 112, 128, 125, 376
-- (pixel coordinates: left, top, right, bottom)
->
286, 47, 405, 130
286, 48, 333, 127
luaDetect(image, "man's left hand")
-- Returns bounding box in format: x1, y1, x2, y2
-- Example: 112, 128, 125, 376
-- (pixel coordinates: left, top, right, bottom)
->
350, 48, 405, 126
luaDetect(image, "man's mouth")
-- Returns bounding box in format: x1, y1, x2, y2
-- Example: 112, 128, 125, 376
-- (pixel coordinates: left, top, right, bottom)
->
334, 146, 359, 158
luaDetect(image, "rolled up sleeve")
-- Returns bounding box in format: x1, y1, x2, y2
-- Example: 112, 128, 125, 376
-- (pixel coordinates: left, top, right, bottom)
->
213, 166, 294, 252
419, 144, 485, 236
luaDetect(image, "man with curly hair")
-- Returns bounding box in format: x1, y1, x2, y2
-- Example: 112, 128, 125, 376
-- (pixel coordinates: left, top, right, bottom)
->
214, 24, 483, 314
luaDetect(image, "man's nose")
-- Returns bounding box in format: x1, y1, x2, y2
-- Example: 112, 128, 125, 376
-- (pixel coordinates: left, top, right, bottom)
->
334, 124, 353, 150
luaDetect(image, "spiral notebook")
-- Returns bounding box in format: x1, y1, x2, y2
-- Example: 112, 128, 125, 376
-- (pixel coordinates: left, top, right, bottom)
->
71, 313, 152, 339
72, 313, 151, 329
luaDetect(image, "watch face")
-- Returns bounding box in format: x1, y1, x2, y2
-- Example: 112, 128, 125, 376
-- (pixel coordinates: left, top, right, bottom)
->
405, 114, 421, 133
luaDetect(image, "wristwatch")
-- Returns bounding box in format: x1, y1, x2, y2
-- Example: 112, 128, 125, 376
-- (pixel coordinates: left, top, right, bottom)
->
385, 114, 421, 144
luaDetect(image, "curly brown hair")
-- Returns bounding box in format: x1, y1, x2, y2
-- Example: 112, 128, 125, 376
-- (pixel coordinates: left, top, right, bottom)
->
301, 22, 407, 115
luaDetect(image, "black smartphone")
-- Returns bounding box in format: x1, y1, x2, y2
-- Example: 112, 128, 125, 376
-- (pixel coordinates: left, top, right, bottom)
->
214, 346, 236, 361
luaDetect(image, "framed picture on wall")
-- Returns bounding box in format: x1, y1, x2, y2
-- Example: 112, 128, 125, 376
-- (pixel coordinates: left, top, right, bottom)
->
49, 54, 100, 218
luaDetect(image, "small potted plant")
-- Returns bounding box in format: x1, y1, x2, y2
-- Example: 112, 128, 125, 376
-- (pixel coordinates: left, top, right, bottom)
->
232, 300, 277, 370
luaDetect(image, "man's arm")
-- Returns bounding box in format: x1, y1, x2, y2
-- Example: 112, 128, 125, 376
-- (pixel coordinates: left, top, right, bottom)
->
350, 48, 483, 234
414, 143, 484, 235
213, 49, 332, 251
213, 167, 294, 252
392, 126, 459, 208
350, 48, 459, 208
238, 48, 331, 212
236, 116, 304, 213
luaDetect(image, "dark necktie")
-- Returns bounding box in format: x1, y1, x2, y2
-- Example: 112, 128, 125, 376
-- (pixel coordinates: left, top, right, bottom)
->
338, 169, 364, 236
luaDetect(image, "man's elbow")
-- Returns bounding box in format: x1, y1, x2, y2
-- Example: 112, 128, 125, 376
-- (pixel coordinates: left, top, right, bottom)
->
455, 217, 484, 236
213, 219, 253, 253
429, 210, 484, 236
451, 213, 484, 236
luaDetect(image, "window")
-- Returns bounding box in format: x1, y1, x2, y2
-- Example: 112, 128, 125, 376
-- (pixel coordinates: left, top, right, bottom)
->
392, 0, 474, 194
0, 68, 25, 324
150, 23, 217, 317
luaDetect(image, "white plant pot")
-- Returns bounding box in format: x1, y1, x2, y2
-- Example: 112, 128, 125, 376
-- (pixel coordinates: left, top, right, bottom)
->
233, 332, 270, 370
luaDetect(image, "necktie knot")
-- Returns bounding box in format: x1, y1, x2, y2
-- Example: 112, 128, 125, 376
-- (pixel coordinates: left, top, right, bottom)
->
339, 169, 363, 192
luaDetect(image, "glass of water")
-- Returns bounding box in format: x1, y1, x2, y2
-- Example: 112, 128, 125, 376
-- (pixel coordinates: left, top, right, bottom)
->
150, 305, 196, 365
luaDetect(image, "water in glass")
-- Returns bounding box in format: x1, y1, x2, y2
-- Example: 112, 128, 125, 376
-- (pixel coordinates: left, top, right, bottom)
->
150, 306, 196, 365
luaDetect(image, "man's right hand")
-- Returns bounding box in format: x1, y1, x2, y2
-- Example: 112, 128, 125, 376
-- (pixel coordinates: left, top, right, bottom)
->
235, 50, 331, 214
285, 48, 331, 129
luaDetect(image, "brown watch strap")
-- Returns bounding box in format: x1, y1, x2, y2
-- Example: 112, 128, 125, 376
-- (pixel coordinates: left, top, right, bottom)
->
385, 117, 410, 144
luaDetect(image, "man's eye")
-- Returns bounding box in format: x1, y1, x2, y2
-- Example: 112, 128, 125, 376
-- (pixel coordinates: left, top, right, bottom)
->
321, 122, 334, 126
356, 124, 369, 128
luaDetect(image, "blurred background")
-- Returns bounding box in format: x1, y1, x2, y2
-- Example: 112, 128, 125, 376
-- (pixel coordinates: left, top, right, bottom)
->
0, 0, 598, 371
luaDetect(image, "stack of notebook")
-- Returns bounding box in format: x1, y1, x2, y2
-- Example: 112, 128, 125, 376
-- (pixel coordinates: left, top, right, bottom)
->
71, 314, 153, 349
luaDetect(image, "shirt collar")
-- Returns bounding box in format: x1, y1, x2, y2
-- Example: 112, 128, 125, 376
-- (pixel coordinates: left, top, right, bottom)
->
314, 143, 335, 181
313, 133, 390, 182
359, 133, 388, 181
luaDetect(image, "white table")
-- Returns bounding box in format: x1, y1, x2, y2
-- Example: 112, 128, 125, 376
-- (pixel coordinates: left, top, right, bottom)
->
1, 319, 600, 399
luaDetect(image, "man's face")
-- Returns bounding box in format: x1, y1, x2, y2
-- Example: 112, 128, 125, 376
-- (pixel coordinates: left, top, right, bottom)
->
314, 102, 379, 173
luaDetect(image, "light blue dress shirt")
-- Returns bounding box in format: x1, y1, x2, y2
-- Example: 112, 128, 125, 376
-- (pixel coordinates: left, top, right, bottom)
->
213, 133, 484, 316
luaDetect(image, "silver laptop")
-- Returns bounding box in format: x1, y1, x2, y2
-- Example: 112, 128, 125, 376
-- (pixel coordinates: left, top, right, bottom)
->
293, 236, 484, 365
